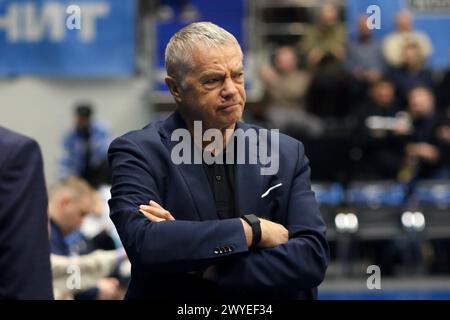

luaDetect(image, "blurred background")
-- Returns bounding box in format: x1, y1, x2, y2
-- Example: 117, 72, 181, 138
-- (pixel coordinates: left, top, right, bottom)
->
1, 0, 450, 299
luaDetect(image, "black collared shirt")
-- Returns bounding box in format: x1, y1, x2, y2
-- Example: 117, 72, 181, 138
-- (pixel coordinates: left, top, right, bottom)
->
202, 148, 237, 220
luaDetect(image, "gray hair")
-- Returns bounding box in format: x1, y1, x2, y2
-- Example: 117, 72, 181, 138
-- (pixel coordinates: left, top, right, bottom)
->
165, 22, 242, 81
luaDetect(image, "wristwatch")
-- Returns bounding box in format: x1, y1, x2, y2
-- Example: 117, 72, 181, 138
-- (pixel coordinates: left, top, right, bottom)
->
241, 214, 261, 248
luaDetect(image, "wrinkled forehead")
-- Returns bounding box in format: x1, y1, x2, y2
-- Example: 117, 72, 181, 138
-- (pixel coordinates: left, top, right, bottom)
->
189, 43, 243, 71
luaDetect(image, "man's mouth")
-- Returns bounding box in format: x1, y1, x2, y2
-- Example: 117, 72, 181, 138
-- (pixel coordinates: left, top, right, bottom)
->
218, 103, 240, 111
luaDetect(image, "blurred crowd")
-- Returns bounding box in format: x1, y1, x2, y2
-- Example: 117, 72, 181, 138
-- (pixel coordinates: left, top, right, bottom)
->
243, 3, 450, 278
50, 105, 128, 299
247, 4, 450, 183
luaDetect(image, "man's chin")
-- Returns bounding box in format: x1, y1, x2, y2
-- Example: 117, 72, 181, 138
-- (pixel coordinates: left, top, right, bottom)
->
220, 111, 242, 128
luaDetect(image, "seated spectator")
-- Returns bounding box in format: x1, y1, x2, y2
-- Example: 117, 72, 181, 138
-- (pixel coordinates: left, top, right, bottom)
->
59, 103, 112, 188
399, 86, 447, 180
302, 3, 346, 72
259, 46, 324, 137
51, 250, 127, 300
382, 10, 433, 68
390, 42, 435, 108
48, 177, 124, 300
346, 15, 386, 105
353, 79, 408, 179
301, 3, 350, 117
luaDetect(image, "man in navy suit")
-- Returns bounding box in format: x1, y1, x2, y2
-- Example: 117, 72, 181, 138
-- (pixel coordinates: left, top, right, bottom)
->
108, 22, 329, 299
0, 127, 53, 299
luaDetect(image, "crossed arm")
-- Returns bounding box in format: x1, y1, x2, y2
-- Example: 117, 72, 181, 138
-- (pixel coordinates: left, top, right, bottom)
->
139, 200, 289, 249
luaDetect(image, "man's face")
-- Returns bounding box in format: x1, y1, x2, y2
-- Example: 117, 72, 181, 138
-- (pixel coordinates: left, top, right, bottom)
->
274, 47, 298, 73
371, 82, 394, 107
408, 88, 434, 118
396, 13, 412, 32
403, 45, 422, 68
76, 115, 90, 132
170, 44, 246, 130
358, 15, 371, 37
61, 194, 92, 234
320, 5, 338, 28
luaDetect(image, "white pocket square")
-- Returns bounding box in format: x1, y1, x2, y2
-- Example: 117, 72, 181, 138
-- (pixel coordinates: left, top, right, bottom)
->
261, 183, 282, 198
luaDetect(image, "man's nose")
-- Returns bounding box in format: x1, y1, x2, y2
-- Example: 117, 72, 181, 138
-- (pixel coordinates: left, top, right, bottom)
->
221, 77, 238, 99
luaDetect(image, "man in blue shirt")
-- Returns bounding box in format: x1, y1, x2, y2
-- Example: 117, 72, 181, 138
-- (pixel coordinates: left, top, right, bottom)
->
60, 104, 111, 188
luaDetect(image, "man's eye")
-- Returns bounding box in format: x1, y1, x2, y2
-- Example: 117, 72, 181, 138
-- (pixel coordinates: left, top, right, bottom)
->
205, 78, 219, 84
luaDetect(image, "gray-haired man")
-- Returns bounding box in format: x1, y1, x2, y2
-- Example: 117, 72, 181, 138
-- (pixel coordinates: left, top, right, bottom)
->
108, 22, 329, 299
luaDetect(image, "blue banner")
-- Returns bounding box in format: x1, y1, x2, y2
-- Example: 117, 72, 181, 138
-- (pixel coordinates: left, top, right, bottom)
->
346, 0, 450, 69
0, 0, 136, 76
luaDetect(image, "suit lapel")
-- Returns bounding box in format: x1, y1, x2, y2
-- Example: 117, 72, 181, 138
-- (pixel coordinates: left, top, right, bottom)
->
234, 122, 268, 217
159, 113, 276, 221
160, 112, 217, 221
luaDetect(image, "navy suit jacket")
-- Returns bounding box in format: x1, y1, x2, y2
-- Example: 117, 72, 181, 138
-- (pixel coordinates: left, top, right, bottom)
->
108, 112, 329, 299
0, 127, 53, 300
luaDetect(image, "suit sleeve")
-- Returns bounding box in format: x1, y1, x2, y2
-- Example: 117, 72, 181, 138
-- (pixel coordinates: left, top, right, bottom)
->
0, 138, 54, 299
108, 136, 249, 273
216, 142, 329, 296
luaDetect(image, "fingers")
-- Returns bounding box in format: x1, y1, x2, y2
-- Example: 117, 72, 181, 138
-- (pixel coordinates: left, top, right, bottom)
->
139, 209, 166, 222
139, 204, 175, 221
149, 200, 164, 209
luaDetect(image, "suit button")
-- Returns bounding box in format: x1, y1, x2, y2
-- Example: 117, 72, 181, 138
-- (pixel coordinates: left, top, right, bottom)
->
215, 175, 222, 182
219, 248, 224, 254
214, 248, 220, 254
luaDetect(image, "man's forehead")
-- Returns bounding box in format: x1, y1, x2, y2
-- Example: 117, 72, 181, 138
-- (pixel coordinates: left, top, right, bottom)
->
190, 45, 243, 69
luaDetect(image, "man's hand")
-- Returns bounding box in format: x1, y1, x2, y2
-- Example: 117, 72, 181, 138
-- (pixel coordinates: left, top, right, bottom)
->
240, 218, 289, 249
406, 143, 440, 163
307, 48, 324, 67
258, 218, 289, 248
96, 278, 124, 300
139, 200, 175, 222
259, 64, 278, 85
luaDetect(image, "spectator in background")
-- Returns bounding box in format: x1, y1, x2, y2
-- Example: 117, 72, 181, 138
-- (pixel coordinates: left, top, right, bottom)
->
353, 79, 408, 180
48, 177, 124, 300
51, 249, 127, 300
301, 3, 349, 118
346, 15, 386, 105
390, 42, 435, 108
382, 10, 433, 68
60, 104, 112, 188
259, 46, 324, 137
0, 127, 53, 300
400, 86, 446, 180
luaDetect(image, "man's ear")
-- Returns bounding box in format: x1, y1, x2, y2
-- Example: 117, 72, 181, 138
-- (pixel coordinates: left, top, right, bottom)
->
165, 76, 182, 103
